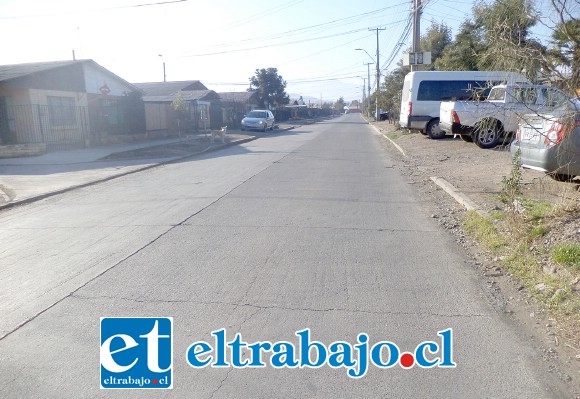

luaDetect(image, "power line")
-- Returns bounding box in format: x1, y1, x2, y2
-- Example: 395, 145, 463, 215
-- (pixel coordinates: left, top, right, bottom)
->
176, 27, 376, 58
207, 72, 365, 87
0, 0, 188, 20
201, 7, 410, 52
177, 12, 409, 60
278, 33, 373, 66
381, 15, 413, 71
212, 0, 304, 33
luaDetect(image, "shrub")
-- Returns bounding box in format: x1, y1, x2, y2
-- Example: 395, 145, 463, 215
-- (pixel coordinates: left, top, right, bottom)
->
552, 243, 580, 271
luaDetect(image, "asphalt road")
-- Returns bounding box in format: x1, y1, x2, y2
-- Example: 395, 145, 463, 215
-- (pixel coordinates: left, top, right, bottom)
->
0, 114, 562, 398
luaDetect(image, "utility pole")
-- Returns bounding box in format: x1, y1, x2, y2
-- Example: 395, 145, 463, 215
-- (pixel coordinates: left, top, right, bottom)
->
369, 28, 385, 119
362, 78, 366, 115
158, 54, 167, 82
364, 62, 372, 118
411, 0, 422, 72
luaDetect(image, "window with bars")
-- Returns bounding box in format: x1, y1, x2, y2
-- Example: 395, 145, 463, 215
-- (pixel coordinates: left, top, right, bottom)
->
47, 96, 77, 127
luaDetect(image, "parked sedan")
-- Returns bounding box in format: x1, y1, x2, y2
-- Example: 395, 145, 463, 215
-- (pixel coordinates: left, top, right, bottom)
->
241, 110, 275, 132
510, 97, 580, 181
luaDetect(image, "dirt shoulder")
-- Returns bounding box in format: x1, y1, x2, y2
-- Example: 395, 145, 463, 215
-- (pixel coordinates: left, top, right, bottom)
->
372, 120, 579, 396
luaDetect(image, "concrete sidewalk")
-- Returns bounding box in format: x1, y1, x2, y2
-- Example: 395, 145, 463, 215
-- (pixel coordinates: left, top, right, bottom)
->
0, 117, 336, 209
0, 130, 260, 209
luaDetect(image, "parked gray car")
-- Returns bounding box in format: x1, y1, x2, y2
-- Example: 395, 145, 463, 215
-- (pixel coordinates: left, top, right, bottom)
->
510, 96, 580, 181
241, 110, 275, 132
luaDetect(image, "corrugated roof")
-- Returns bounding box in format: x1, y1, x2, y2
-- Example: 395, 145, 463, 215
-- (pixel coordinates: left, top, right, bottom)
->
218, 91, 256, 102
142, 90, 217, 102
0, 59, 139, 92
0, 60, 79, 83
134, 81, 208, 96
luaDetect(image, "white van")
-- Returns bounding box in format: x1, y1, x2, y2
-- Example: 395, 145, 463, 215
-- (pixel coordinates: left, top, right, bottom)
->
399, 71, 529, 138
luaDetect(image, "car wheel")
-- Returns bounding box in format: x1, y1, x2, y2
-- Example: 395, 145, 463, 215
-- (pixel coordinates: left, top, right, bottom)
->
459, 134, 473, 143
549, 173, 576, 182
498, 132, 515, 147
426, 118, 445, 139
474, 120, 502, 149
241, 127, 245, 131
263, 123, 268, 132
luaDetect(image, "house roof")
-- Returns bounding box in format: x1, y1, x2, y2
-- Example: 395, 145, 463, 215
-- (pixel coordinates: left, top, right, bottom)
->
134, 81, 208, 97
142, 90, 219, 103
218, 91, 257, 103
0, 59, 139, 91
0, 60, 78, 82
289, 97, 306, 106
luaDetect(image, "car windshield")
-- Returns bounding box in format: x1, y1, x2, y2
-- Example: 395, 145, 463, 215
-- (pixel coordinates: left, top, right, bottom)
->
541, 88, 569, 108
247, 111, 267, 118
512, 88, 538, 105
487, 87, 505, 101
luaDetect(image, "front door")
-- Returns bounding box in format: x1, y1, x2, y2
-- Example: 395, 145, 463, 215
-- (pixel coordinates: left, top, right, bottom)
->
0, 97, 11, 144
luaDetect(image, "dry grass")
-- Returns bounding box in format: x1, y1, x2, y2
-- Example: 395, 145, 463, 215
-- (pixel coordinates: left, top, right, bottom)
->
462, 196, 580, 337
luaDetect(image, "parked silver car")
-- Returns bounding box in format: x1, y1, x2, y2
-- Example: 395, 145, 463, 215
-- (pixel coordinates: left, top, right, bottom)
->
510, 96, 580, 181
241, 110, 275, 132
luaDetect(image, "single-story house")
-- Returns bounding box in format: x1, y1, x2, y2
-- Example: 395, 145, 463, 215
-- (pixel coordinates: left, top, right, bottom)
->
275, 97, 307, 120
135, 81, 223, 135
218, 91, 260, 128
0, 59, 144, 149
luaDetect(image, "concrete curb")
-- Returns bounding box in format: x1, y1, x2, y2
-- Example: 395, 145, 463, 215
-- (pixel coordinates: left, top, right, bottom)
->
367, 122, 407, 158
430, 176, 487, 216
0, 124, 303, 210
0, 135, 260, 211
367, 121, 485, 217
382, 134, 407, 158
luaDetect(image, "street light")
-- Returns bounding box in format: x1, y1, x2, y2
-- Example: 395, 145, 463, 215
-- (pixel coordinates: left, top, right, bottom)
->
360, 77, 366, 115
158, 54, 166, 82
355, 48, 374, 62
362, 62, 373, 118
356, 48, 379, 120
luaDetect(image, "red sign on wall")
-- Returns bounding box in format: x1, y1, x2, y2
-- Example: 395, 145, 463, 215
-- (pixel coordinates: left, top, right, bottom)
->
100, 83, 110, 95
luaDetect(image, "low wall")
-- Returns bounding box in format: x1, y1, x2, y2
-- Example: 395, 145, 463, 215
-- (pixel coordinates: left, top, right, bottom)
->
0, 143, 47, 158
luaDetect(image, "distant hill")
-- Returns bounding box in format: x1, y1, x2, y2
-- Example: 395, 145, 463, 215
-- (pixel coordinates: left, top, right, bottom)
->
288, 94, 334, 105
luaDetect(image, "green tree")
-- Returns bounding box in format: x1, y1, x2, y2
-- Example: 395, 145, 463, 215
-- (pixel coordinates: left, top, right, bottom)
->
436, 21, 484, 71
420, 21, 452, 70
473, 0, 545, 79
171, 90, 189, 135
379, 65, 409, 120
249, 68, 290, 109
122, 91, 145, 134
548, 18, 580, 94
334, 97, 345, 111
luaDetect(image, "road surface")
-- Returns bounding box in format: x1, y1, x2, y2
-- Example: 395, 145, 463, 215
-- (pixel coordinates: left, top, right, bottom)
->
0, 114, 562, 398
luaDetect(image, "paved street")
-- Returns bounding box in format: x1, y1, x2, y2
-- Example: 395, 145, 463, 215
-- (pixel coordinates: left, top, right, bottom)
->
0, 114, 564, 398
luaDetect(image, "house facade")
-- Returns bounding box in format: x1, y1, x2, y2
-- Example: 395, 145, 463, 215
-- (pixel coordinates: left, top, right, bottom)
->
0, 60, 144, 149
135, 81, 223, 135
218, 91, 260, 129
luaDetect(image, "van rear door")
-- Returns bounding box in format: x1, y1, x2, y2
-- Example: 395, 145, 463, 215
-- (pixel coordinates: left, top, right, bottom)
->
399, 78, 411, 128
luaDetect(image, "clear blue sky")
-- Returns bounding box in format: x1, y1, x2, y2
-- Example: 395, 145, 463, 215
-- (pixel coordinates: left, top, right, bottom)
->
0, 0, 562, 103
